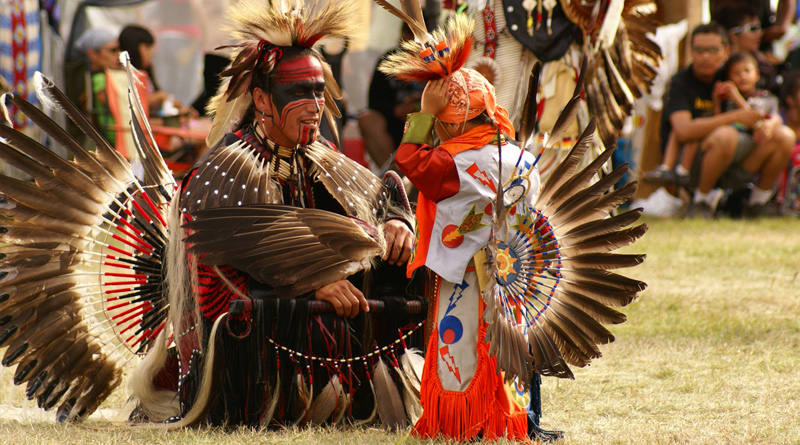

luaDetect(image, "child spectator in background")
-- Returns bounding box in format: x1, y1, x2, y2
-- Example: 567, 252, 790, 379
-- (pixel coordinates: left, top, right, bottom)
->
717, 52, 792, 215
717, 52, 780, 132
646, 51, 792, 216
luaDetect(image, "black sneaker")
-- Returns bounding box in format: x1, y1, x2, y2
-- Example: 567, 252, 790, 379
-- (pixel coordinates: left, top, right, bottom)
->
643, 165, 690, 186
743, 202, 781, 218
685, 201, 715, 219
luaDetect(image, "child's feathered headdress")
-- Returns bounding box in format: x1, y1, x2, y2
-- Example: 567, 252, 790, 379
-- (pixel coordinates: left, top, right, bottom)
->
206, 0, 360, 147
377, 10, 512, 135
377, 12, 474, 83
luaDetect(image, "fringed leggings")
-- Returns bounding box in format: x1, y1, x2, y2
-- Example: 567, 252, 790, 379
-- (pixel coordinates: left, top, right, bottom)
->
412, 270, 529, 442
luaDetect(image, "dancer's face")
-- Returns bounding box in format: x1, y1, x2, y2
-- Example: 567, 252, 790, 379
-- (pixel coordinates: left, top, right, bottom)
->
254, 55, 325, 147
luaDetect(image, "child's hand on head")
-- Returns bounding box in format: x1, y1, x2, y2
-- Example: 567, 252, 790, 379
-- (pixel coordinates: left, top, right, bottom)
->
420, 78, 449, 115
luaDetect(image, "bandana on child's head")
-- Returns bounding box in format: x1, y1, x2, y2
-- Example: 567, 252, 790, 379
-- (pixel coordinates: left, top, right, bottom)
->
437, 68, 514, 138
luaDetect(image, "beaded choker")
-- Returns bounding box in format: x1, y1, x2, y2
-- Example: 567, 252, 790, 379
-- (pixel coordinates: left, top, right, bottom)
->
253, 123, 296, 182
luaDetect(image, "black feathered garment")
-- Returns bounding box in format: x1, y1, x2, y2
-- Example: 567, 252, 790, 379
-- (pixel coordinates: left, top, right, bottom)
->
175, 126, 425, 427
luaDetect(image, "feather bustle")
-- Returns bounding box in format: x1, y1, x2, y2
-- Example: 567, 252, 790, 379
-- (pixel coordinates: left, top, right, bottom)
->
543, 145, 617, 213
560, 208, 643, 243
527, 323, 574, 379
35, 74, 132, 185
535, 119, 596, 207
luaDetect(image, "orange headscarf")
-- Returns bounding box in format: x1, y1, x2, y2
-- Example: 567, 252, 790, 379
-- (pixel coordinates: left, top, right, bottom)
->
436, 68, 514, 138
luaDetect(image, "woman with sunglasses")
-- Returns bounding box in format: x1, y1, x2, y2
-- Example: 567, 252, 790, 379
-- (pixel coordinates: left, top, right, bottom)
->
713, 1, 779, 94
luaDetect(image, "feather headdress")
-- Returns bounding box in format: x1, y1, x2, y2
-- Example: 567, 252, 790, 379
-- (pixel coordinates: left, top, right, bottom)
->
377, 12, 514, 134
205, 0, 360, 147
378, 12, 474, 83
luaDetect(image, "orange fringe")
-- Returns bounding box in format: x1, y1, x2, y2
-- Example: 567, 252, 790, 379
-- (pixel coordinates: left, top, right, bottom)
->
412, 325, 530, 442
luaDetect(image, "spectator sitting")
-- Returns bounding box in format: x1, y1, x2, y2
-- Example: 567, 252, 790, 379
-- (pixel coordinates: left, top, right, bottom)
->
717, 52, 793, 215
75, 29, 121, 145
119, 24, 209, 160
713, 1, 779, 94
119, 25, 185, 118
660, 23, 793, 219
645, 52, 782, 189
716, 52, 782, 129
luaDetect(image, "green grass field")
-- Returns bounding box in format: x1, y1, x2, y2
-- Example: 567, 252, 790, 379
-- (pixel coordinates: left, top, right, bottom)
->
2, 216, 799, 444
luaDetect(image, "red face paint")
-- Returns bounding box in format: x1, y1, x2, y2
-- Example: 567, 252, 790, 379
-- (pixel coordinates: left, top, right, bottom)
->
268, 56, 325, 146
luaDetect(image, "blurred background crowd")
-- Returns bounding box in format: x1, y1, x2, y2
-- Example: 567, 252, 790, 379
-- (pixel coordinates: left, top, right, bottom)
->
1, 0, 800, 218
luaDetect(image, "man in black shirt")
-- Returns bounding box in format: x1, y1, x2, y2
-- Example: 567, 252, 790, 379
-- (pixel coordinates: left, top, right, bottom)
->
661, 23, 792, 217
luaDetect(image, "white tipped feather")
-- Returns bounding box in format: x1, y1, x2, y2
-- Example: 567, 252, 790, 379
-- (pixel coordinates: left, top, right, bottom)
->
398, 347, 424, 387
32, 72, 56, 111
596, 0, 624, 50
0, 93, 12, 125
332, 380, 350, 425
373, 358, 407, 431
305, 375, 341, 425
603, 47, 635, 105
396, 351, 423, 423
294, 373, 313, 425
206, 89, 252, 148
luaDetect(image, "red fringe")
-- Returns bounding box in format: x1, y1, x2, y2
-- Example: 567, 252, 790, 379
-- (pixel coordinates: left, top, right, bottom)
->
412, 325, 530, 442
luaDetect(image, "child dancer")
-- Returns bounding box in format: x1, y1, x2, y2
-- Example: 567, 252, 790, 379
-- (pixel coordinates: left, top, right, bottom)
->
381, 14, 538, 441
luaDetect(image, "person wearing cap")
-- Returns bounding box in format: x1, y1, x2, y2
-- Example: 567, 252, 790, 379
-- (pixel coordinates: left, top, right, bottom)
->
75, 28, 121, 146
76, 28, 121, 73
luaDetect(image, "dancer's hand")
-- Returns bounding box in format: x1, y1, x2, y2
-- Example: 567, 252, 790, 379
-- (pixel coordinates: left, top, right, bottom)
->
383, 219, 415, 265
420, 78, 449, 115
315, 280, 368, 318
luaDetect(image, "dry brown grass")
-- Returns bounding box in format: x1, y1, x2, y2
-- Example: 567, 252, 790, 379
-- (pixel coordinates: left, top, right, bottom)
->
2, 216, 799, 444
540, 217, 800, 444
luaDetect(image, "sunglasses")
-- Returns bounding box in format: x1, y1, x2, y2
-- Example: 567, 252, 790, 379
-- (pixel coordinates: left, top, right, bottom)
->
730, 23, 762, 34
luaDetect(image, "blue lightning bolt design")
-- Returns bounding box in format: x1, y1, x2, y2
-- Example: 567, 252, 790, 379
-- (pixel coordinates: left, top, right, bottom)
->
444, 279, 468, 316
